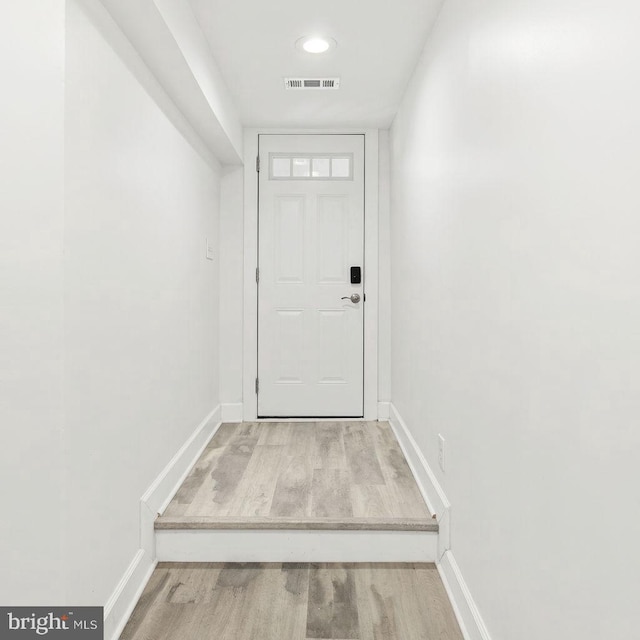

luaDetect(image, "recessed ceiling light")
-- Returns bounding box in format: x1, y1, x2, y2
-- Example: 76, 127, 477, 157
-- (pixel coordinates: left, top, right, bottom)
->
296, 36, 337, 54
303, 37, 330, 53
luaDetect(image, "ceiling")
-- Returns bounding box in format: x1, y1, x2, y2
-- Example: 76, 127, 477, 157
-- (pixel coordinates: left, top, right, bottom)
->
187, 0, 443, 129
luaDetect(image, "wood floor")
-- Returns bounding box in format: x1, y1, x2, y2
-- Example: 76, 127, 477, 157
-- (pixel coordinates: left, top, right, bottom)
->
120, 563, 463, 640
158, 421, 434, 529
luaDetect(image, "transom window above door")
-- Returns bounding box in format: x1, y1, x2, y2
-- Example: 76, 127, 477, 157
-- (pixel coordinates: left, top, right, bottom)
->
269, 153, 353, 180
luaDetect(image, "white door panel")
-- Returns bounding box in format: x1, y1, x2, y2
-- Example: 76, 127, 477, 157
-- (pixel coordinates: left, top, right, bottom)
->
258, 134, 364, 417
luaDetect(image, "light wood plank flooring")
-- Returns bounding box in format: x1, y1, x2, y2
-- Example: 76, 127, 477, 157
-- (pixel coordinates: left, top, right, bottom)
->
158, 421, 434, 530
120, 563, 463, 640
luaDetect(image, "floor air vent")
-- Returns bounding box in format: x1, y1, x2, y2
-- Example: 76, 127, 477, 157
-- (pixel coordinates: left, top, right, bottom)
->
284, 77, 340, 90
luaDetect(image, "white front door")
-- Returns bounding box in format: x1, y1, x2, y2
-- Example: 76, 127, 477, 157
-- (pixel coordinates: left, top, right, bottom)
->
257, 134, 365, 417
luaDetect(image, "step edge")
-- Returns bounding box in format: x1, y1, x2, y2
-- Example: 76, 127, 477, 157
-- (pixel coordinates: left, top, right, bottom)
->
155, 516, 439, 532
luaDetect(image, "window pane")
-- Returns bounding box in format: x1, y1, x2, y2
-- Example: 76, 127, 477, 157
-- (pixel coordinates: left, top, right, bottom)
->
292, 158, 310, 177
331, 157, 351, 178
312, 158, 330, 177
272, 157, 290, 177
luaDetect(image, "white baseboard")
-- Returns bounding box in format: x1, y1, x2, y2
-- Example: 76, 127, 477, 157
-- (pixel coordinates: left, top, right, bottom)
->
104, 405, 221, 640
141, 405, 222, 517
221, 403, 243, 422
388, 403, 451, 557
438, 551, 492, 640
103, 550, 156, 640
156, 529, 438, 563
377, 401, 391, 420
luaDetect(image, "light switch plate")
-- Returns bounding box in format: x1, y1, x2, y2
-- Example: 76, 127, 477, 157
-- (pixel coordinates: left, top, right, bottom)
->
206, 238, 215, 261
438, 434, 445, 472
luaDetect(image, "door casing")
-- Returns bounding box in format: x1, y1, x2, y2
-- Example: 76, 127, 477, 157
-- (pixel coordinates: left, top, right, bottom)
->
242, 129, 379, 421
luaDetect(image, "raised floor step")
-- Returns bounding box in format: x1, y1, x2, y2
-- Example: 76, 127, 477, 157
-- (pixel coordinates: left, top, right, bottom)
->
155, 527, 438, 562
155, 421, 438, 562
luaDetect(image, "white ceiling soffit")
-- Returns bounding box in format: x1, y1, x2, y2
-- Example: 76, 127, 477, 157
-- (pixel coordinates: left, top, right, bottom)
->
97, 0, 243, 164
187, 0, 444, 129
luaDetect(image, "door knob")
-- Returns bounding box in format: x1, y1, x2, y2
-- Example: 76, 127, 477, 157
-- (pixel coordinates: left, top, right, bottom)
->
341, 293, 361, 304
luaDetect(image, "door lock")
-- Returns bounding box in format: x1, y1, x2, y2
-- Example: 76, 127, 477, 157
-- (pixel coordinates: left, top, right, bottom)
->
341, 293, 361, 304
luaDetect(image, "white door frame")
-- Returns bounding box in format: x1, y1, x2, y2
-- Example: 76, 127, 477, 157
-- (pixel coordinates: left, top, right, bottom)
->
243, 128, 379, 421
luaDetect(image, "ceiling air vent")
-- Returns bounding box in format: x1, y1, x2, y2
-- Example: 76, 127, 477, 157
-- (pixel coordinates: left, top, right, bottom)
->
284, 78, 340, 90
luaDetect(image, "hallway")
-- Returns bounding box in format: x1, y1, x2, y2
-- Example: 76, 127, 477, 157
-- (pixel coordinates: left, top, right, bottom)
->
4, 0, 640, 639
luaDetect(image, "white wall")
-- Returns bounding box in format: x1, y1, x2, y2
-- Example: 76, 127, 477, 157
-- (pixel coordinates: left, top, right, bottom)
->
1, 0, 226, 608
390, 1, 640, 638
378, 130, 392, 404
62, 0, 222, 605
0, 0, 65, 605
219, 167, 245, 408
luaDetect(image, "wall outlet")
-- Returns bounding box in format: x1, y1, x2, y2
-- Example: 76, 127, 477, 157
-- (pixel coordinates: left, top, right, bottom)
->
206, 238, 215, 261
438, 434, 445, 472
